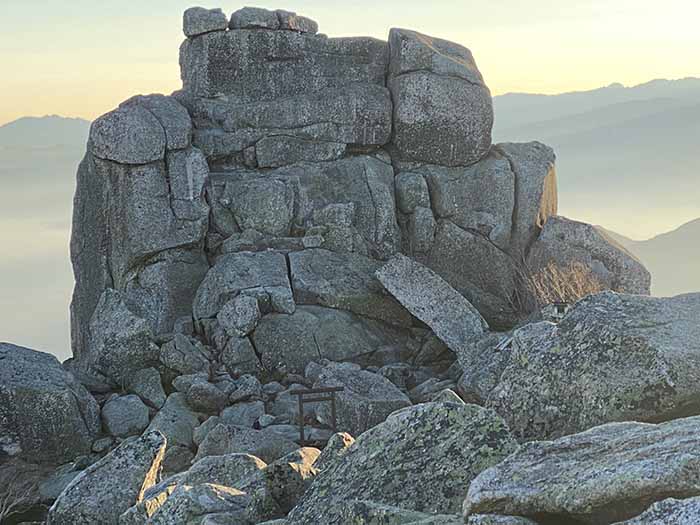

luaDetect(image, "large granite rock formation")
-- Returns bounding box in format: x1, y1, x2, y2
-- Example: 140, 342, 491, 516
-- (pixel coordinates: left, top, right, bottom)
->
68, 5, 648, 377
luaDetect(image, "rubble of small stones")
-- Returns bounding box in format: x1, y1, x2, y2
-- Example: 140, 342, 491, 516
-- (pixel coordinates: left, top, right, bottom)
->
4, 5, 692, 525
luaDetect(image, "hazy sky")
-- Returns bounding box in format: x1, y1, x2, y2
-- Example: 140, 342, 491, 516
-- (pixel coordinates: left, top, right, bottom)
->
2, 0, 700, 125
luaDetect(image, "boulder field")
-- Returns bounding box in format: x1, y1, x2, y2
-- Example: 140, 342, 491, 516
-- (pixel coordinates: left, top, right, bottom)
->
4, 6, 696, 525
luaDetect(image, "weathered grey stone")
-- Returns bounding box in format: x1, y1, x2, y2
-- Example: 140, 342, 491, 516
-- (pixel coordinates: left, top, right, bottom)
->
159, 334, 211, 378
206, 156, 399, 259
183, 7, 228, 37
193, 251, 294, 320
407, 206, 437, 253
229, 7, 280, 30
251, 305, 415, 375
468, 516, 539, 525
193, 416, 221, 448
388, 28, 492, 166
145, 484, 255, 525
314, 432, 355, 472
614, 497, 700, 525
295, 500, 464, 524
221, 336, 261, 376
184, 452, 267, 487
128, 367, 166, 409
289, 248, 413, 326
464, 416, 700, 524
229, 375, 263, 403
395, 171, 430, 214
164, 146, 209, 218
186, 381, 228, 413
122, 94, 193, 151
47, 431, 166, 525
102, 395, 150, 438
220, 401, 266, 428
89, 104, 166, 164
190, 84, 391, 161
488, 291, 700, 441
123, 249, 210, 337
495, 142, 557, 254
70, 144, 209, 362
264, 447, 320, 514
172, 372, 208, 394
528, 215, 651, 295
194, 424, 298, 464
180, 30, 387, 100
275, 10, 318, 34
421, 151, 515, 249
427, 220, 518, 330
289, 403, 517, 522
86, 289, 159, 385
255, 136, 346, 168
0, 343, 100, 465
377, 254, 488, 362
269, 384, 313, 424
146, 393, 200, 451
312, 362, 412, 435
456, 332, 512, 405
217, 295, 261, 337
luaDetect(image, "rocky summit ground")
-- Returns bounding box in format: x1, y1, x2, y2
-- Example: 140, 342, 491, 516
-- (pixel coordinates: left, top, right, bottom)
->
1, 5, 696, 525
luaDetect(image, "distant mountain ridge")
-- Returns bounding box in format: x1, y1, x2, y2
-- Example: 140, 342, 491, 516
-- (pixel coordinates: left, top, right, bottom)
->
0, 115, 90, 150
599, 219, 700, 297
493, 78, 700, 240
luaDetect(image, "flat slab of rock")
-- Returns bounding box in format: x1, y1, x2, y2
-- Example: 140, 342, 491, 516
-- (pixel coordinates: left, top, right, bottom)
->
180, 30, 387, 100
465, 416, 700, 524
488, 291, 700, 440
0, 343, 100, 465
289, 248, 413, 327
48, 431, 166, 524
376, 254, 488, 359
288, 402, 517, 522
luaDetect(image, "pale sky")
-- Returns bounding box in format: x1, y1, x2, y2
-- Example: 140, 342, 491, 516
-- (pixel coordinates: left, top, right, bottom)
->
1, 0, 700, 125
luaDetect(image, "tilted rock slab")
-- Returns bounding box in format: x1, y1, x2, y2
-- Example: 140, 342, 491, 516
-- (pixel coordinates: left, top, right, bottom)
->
48, 430, 166, 525
0, 343, 100, 465
376, 254, 489, 360
288, 402, 517, 522
488, 291, 700, 441
464, 416, 700, 524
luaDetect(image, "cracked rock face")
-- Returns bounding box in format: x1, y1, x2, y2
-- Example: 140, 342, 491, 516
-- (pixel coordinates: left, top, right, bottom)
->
0, 343, 100, 465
